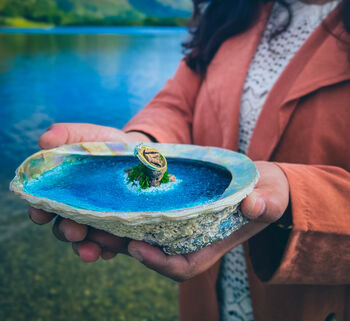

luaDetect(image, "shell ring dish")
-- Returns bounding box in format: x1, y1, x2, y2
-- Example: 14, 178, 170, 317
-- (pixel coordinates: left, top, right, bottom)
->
10, 142, 259, 255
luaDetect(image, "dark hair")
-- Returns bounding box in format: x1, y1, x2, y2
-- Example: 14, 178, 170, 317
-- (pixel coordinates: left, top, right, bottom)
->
183, 0, 350, 75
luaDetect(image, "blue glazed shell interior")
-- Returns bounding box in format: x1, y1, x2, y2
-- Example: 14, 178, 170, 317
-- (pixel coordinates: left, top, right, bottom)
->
23, 156, 232, 212
11, 142, 259, 220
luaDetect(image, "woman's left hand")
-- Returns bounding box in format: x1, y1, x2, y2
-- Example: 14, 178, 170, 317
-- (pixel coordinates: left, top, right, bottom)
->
127, 161, 290, 281
29, 161, 290, 282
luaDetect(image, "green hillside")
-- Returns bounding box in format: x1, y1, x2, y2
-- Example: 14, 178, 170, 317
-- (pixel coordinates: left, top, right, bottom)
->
0, 0, 192, 27
129, 0, 192, 17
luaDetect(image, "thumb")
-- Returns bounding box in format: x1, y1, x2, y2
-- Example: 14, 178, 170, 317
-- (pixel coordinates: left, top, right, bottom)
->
240, 190, 266, 220
39, 123, 126, 149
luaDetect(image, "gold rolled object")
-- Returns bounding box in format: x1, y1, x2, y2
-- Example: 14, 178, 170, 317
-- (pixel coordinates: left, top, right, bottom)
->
134, 144, 167, 187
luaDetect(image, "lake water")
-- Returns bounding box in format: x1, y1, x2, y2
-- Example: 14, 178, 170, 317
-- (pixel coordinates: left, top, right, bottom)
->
0, 27, 186, 321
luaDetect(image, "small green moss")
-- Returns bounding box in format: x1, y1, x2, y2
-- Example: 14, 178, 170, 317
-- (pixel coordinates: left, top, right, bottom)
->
126, 165, 172, 189
127, 164, 150, 189
161, 171, 170, 184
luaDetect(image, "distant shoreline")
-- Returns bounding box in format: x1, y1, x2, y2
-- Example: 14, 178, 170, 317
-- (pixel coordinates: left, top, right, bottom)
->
0, 16, 189, 29
0, 25, 188, 35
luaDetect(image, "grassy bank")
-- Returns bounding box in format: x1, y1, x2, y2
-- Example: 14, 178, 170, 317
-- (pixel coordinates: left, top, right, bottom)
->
0, 16, 188, 28
0, 17, 53, 28
0, 0, 190, 28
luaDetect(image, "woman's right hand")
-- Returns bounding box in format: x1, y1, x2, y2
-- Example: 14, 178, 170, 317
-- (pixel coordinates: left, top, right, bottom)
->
29, 123, 152, 261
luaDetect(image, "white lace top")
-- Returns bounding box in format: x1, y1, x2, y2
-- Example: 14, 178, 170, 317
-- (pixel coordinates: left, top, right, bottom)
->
219, 1, 340, 320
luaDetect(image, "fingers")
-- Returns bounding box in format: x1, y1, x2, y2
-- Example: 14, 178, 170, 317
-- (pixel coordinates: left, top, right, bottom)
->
38, 123, 126, 149
71, 230, 121, 262
87, 229, 129, 254
101, 250, 117, 260
39, 123, 70, 149
74, 241, 102, 262
52, 217, 88, 242
50, 217, 121, 262
127, 238, 239, 282
60, 218, 88, 242
29, 207, 89, 248
29, 206, 119, 262
73, 240, 116, 262
28, 207, 56, 225
241, 161, 290, 223
52, 217, 69, 242
241, 188, 285, 223
127, 219, 270, 282
128, 241, 191, 282
75, 229, 127, 261
240, 190, 266, 220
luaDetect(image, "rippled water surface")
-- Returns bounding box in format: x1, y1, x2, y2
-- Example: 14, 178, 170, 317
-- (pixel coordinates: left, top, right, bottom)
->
0, 27, 186, 321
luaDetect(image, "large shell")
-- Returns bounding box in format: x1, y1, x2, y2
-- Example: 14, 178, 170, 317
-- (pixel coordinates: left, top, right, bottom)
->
10, 142, 259, 255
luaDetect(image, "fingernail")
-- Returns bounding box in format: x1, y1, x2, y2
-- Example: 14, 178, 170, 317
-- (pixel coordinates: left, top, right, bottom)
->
128, 244, 143, 262
257, 198, 266, 216
246, 193, 258, 217
246, 193, 266, 218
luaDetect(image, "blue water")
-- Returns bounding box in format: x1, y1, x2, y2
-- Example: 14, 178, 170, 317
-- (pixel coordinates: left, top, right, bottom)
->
0, 27, 186, 178
0, 27, 188, 320
23, 157, 231, 212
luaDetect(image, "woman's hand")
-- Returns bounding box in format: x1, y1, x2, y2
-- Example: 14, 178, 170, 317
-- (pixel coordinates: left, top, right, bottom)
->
30, 125, 290, 281
29, 122, 151, 260
126, 161, 290, 282
37, 122, 151, 149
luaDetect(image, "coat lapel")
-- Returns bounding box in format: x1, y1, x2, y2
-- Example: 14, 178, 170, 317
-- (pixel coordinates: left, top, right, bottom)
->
248, 5, 350, 161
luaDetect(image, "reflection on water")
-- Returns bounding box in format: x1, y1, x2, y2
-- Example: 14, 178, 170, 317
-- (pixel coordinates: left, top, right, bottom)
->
0, 27, 185, 321
0, 27, 185, 174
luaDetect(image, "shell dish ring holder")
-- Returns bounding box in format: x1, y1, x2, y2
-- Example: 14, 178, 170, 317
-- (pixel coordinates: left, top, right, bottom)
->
10, 142, 259, 255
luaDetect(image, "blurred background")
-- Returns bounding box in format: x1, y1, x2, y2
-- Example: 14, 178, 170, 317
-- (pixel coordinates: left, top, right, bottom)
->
0, 1, 192, 320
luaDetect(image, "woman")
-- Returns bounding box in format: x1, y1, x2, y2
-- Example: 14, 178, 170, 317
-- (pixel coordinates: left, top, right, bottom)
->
29, 0, 350, 320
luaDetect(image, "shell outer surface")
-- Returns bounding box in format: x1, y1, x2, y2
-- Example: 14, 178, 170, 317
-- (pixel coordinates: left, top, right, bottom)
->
10, 142, 259, 255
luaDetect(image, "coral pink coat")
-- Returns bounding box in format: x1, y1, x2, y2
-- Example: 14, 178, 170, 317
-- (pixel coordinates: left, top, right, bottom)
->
124, 4, 350, 321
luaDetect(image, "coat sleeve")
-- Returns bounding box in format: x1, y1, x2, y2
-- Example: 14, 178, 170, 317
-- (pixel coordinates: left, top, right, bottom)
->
249, 163, 350, 285
123, 60, 202, 144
